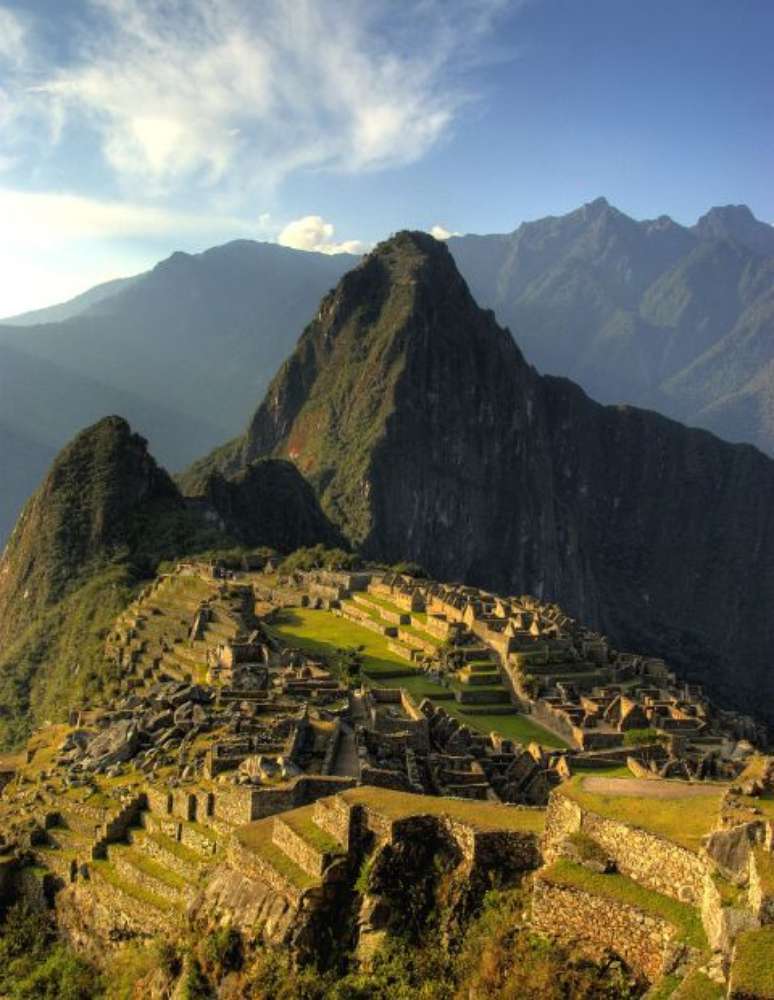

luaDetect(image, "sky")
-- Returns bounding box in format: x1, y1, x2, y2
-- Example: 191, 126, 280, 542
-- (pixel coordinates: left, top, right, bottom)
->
0, 0, 772, 316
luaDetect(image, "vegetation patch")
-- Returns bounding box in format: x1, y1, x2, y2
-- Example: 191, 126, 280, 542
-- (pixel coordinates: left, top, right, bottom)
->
671, 969, 725, 999
730, 926, 774, 998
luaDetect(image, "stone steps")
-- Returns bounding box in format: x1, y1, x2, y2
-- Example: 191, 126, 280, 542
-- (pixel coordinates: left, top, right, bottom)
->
105, 842, 194, 905
455, 687, 512, 705
34, 845, 78, 881
89, 859, 182, 923
457, 667, 502, 686
234, 816, 322, 894
46, 825, 93, 854
271, 804, 345, 878
340, 603, 398, 638
352, 593, 411, 625
127, 827, 209, 881
141, 812, 220, 857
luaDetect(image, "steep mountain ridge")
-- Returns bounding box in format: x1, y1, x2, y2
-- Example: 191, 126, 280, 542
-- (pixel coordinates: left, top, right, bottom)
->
0, 416, 181, 648
189, 231, 774, 723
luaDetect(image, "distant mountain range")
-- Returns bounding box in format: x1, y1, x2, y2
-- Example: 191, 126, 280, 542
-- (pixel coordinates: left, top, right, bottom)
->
1, 199, 773, 549
449, 200, 774, 455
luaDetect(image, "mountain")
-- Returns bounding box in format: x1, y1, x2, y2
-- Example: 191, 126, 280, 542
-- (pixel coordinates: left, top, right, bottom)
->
0, 341, 223, 546
0, 423, 55, 545
693, 203, 774, 256
0, 416, 338, 745
0, 241, 355, 547
0, 274, 140, 327
187, 231, 774, 725
447, 199, 774, 455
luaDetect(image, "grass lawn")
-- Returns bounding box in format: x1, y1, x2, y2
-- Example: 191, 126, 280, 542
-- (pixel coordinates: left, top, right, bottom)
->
559, 776, 724, 853
341, 786, 545, 834
445, 705, 569, 748
671, 970, 725, 999
269, 608, 568, 748
268, 607, 412, 676
540, 859, 706, 949
730, 927, 774, 999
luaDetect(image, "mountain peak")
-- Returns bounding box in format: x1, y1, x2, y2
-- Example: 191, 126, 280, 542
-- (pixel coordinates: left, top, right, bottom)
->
0, 415, 180, 648
694, 204, 774, 256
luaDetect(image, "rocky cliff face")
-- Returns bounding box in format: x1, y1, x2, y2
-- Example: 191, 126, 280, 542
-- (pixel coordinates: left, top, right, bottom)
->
196, 232, 774, 723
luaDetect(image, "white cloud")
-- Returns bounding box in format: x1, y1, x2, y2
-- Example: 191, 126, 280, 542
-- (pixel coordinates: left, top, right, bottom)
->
16, 0, 505, 194
278, 215, 365, 255
430, 224, 460, 240
0, 6, 27, 66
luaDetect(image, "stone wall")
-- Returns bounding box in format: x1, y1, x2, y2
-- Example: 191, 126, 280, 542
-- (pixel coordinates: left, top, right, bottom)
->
531, 876, 685, 983
701, 871, 759, 954
272, 816, 341, 877
227, 837, 308, 905
542, 790, 709, 904
749, 848, 774, 925
532, 699, 581, 748
312, 796, 356, 850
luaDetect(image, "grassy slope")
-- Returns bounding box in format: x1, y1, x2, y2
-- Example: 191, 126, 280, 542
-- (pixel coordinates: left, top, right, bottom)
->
731, 926, 774, 998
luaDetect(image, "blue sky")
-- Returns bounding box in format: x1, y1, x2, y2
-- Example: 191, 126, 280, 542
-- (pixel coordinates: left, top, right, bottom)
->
0, 0, 772, 315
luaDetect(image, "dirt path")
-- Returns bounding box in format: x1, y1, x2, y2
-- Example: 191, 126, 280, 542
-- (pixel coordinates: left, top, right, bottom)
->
582, 776, 724, 799
332, 692, 365, 779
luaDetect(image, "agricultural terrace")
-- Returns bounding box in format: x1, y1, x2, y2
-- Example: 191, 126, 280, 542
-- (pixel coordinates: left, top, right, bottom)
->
340, 786, 546, 834
267, 606, 567, 749
558, 774, 727, 853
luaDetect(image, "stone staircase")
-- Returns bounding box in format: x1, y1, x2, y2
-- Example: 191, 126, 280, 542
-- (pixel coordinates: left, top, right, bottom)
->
230, 799, 350, 902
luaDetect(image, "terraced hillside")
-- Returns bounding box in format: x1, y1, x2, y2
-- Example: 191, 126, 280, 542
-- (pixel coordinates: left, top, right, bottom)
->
106, 571, 255, 693
269, 600, 567, 748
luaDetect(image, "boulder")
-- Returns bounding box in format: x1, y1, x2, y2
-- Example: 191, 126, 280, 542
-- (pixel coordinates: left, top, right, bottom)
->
82, 720, 139, 771
705, 821, 767, 882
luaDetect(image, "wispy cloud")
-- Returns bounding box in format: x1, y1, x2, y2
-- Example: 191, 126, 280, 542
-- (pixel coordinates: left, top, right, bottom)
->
0, 5, 27, 67
8, 0, 506, 195
278, 215, 365, 255
0, 188, 253, 248
0, 187, 263, 316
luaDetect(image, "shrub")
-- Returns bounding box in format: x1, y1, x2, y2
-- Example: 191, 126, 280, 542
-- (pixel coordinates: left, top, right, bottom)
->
391, 561, 428, 579
623, 728, 661, 747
